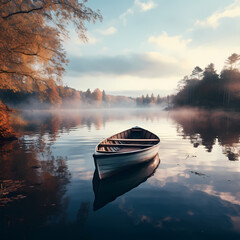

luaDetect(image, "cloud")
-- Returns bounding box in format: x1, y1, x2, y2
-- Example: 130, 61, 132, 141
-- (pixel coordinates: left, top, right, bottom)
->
134, 0, 157, 12
119, 8, 134, 24
67, 52, 187, 78
195, 0, 240, 29
85, 34, 98, 44
148, 32, 192, 53
120, 0, 157, 24
98, 27, 117, 36
193, 184, 240, 206
148, 31, 240, 72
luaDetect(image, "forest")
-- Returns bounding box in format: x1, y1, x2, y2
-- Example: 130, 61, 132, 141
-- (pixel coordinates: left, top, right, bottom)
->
174, 53, 240, 109
0, 87, 135, 108
136, 94, 172, 107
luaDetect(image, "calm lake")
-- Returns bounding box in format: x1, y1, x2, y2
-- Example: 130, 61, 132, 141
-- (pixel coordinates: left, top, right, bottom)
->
1, 108, 240, 240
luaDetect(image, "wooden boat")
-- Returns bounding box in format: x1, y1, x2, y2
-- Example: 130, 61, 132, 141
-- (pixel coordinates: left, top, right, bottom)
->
93, 126, 160, 179
93, 154, 160, 210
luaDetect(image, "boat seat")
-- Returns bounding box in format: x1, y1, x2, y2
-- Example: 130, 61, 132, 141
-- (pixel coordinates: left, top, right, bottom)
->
99, 143, 154, 148
117, 147, 140, 153
109, 139, 159, 142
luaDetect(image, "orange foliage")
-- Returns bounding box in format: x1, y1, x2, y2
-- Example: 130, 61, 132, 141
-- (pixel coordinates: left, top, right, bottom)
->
92, 88, 103, 102
0, 1, 102, 95
0, 101, 15, 140
48, 87, 62, 105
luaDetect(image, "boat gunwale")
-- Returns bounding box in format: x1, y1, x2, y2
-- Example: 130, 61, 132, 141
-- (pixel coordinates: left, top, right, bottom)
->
93, 127, 160, 157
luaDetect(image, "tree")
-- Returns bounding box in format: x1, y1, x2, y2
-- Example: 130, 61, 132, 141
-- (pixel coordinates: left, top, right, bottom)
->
48, 86, 61, 105
203, 63, 217, 78
92, 88, 102, 102
0, 1, 102, 96
0, 101, 15, 140
145, 94, 150, 104
157, 94, 161, 104
225, 53, 240, 70
85, 88, 91, 100
73, 90, 81, 102
150, 93, 155, 103
177, 75, 188, 92
191, 66, 203, 80
102, 90, 107, 102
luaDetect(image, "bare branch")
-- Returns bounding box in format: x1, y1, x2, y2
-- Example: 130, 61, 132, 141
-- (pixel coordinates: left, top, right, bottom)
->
2, 6, 44, 19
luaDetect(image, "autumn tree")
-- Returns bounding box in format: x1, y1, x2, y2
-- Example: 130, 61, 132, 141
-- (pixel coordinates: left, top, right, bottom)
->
73, 90, 81, 102
92, 88, 102, 102
47, 85, 62, 105
0, 0, 102, 97
0, 101, 15, 141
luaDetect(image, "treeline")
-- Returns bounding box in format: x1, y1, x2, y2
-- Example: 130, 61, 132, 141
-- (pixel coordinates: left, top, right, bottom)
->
174, 53, 240, 109
0, 86, 135, 109
136, 94, 173, 107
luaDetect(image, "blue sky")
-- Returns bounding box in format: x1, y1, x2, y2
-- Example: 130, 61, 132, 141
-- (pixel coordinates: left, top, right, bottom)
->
64, 0, 240, 96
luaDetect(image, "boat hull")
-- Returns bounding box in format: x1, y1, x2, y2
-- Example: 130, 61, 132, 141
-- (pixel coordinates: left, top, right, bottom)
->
93, 143, 160, 179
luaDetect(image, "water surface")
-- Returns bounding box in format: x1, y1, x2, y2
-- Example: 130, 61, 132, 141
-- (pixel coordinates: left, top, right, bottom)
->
1, 108, 240, 240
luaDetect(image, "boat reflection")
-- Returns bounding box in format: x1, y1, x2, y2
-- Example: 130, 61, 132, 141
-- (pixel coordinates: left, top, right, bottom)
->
92, 154, 160, 211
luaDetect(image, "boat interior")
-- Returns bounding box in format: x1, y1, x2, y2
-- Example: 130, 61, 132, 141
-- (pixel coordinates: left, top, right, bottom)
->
97, 127, 160, 153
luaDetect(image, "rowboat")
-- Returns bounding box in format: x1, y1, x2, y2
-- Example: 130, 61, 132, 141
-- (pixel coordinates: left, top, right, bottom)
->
93, 154, 160, 210
93, 126, 160, 179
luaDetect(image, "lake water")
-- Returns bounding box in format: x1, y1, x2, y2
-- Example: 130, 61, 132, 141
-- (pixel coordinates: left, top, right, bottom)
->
1, 108, 240, 240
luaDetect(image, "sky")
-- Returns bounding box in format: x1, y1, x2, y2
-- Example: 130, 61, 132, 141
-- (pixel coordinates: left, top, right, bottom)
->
64, 0, 240, 97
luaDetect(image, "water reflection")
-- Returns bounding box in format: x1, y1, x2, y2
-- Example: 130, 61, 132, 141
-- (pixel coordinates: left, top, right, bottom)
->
1, 109, 240, 239
93, 154, 160, 210
13, 109, 168, 135
0, 136, 70, 239
171, 108, 240, 160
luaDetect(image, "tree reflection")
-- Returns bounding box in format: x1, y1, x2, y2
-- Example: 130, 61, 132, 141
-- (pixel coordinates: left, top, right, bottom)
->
171, 108, 240, 160
0, 133, 70, 239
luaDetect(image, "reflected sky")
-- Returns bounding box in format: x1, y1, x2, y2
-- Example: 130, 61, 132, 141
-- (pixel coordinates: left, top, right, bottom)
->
1, 108, 240, 239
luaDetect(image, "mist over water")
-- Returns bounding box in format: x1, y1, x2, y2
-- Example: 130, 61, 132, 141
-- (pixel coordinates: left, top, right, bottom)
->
1, 108, 240, 239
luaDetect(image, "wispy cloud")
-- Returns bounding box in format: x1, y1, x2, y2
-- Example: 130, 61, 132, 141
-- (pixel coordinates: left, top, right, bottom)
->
120, 0, 157, 24
98, 27, 117, 36
195, 0, 240, 29
148, 32, 192, 53
119, 8, 134, 25
135, 0, 157, 12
